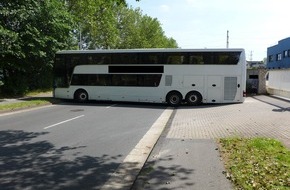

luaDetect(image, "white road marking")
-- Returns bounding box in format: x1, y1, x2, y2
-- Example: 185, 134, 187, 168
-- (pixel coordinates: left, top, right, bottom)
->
106, 104, 117, 108
44, 115, 85, 129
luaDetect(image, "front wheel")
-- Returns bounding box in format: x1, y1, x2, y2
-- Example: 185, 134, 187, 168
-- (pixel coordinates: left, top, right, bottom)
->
166, 91, 182, 107
74, 89, 88, 102
186, 91, 202, 106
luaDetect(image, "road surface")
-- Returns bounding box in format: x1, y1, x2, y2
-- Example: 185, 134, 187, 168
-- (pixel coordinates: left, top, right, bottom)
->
0, 102, 169, 190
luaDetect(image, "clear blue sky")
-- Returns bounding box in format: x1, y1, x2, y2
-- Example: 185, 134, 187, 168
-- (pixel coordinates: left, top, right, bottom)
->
127, 0, 290, 61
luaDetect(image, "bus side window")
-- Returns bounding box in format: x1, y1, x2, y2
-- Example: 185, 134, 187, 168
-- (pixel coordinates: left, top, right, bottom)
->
166, 54, 186, 64
203, 53, 214, 64
189, 55, 204, 64
140, 54, 159, 64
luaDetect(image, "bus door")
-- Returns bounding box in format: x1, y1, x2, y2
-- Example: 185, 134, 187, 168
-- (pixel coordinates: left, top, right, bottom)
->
207, 76, 222, 103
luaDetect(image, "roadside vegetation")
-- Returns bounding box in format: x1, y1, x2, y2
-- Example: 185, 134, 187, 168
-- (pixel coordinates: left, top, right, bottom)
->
0, 90, 57, 112
1, 0, 177, 97
0, 99, 52, 112
219, 138, 290, 190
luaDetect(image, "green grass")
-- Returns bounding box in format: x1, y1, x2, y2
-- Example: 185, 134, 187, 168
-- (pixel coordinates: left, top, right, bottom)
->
0, 98, 55, 112
25, 89, 52, 96
219, 138, 290, 190
0, 90, 57, 112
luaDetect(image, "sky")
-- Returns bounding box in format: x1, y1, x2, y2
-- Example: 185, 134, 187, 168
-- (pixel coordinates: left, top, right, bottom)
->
126, 0, 290, 61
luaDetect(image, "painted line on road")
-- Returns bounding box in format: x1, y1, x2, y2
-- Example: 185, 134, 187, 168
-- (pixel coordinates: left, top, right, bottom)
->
106, 104, 118, 108
44, 115, 85, 129
101, 108, 174, 190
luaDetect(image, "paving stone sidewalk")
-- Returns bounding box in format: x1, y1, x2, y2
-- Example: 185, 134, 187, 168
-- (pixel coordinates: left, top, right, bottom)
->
167, 95, 290, 148
133, 95, 290, 190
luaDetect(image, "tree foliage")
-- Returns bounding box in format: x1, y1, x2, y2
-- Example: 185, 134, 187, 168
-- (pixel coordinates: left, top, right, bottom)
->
67, 0, 177, 49
67, 0, 126, 49
0, 0, 74, 95
116, 7, 177, 48
0, 0, 178, 96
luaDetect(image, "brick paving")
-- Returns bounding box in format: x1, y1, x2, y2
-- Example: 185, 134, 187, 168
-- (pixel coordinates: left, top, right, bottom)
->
167, 95, 290, 148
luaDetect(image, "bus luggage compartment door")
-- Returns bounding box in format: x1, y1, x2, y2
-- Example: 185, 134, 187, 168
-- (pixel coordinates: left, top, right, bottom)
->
207, 76, 222, 103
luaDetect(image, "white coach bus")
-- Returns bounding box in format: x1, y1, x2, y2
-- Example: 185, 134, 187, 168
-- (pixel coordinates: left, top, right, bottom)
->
53, 49, 246, 106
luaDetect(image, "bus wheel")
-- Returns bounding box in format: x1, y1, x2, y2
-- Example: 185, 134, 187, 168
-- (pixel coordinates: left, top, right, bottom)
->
74, 89, 88, 102
186, 91, 202, 106
166, 91, 182, 107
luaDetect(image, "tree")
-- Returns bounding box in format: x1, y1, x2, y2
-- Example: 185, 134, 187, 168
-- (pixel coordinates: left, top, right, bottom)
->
0, 0, 74, 95
67, 1, 177, 49
67, 0, 126, 49
116, 7, 178, 48
0, 0, 178, 96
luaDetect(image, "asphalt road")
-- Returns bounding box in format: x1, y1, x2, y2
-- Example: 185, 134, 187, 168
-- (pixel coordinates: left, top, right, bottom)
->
0, 102, 167, 190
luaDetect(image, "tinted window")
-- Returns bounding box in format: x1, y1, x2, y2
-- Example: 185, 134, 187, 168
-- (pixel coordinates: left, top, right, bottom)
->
139, 53, 162, 64
189, 54, 204, 64
87, 54, 111, 64
216, 52, 240, 65
71, 74, 161, 87
109, 66, 164, 73
188, 52, 240, 65
54, 56, 69, 87
111, 53, 138, 64
165, 53, 187, 64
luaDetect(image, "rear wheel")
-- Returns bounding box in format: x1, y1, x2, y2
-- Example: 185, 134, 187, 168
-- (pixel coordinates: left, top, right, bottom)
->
186, 91, 202, 106
166, 91, 182, 107
74, 89, 88, 102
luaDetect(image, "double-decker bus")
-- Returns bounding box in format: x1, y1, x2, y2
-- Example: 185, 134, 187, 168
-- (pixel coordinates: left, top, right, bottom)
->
53, 48, 246, 106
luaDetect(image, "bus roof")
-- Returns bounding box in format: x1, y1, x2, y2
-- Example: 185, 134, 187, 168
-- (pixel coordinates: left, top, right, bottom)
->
56, 48, 245, 54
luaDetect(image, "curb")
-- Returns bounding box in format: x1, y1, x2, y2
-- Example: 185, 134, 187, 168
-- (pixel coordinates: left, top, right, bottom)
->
101, 108, 174, 190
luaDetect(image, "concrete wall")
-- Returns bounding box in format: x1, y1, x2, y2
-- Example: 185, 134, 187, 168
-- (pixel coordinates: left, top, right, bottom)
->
266, 69, 290, 99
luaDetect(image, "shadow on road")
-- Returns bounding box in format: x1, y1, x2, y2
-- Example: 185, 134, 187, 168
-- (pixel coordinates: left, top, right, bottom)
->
0, 130, 123, 190
251, 95, 290, 112
132, 156, 195, 190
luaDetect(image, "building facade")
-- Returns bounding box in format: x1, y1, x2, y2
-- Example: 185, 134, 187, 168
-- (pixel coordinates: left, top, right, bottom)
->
267, 37, 290, 69
266, 37, 290, 98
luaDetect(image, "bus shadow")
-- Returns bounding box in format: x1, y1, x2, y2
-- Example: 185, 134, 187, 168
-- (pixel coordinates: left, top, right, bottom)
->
57, 100, 239, 110
251, 95, 290, 112
177, 102, 239, 109
57, 99, 169, 110
18, 96, 241, 110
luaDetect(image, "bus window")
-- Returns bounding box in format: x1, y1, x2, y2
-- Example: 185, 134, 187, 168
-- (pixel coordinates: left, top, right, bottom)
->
189, 53, 204, 64
202, 53, 214, 64
216, 52, 240, 65
139, 53, 161, 64
111, 53, 138, 64
166, 53, 187, 64
88, 54, 111, 65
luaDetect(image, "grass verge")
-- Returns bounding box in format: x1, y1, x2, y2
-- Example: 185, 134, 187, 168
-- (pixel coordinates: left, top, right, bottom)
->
218, 137, 290, 190
0, 98, 55, 112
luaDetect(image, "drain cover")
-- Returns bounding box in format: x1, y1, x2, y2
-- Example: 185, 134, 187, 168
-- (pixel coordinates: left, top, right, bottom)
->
70, 109, 84, 112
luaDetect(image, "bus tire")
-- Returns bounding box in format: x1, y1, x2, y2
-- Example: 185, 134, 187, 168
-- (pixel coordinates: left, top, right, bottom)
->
186, 91, 202, 106
74, 89, 88, 102
166, 91, 182, 107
